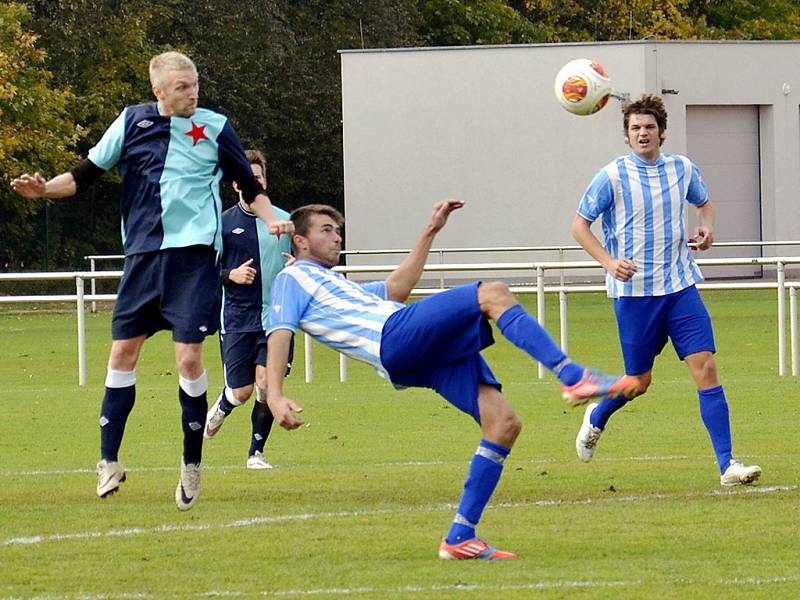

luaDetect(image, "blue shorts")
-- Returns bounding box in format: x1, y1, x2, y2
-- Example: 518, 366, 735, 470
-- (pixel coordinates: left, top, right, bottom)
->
614, 285, 715, 375
380, 282, 500, 423
112, 245, 221, 343
220, 330, 294, 389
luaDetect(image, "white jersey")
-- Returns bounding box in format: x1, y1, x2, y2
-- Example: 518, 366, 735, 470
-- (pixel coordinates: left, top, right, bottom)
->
577, 151, 708, 298
266, 259, 405, 379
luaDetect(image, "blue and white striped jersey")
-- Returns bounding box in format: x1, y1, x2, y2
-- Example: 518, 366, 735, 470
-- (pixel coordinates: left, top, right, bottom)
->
88, 103, 256, 255
219, 203, 292, 334
577, 151, 708, 298
266, 260, 405, 379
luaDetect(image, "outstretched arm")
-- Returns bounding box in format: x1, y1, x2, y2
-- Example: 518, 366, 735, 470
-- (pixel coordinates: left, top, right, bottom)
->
571, 213, 637, 283
11, 172, 77, 199
385, 199, 464, 302
250, 193, 294, 237
266, 329, 304, 430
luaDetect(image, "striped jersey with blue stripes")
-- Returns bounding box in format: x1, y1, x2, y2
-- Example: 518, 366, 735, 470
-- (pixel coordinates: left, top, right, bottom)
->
267, 260, 405, 379
577, 151, 708, 298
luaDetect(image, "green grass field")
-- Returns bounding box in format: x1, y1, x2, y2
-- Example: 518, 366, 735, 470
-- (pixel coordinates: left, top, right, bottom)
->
0, 291, 798, 599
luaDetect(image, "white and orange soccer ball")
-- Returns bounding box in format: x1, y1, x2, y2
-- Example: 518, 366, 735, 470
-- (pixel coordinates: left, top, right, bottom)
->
554, 58, 612, 116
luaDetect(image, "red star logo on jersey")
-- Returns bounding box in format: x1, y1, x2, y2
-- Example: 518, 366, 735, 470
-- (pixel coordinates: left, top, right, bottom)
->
184, 120, 209, 145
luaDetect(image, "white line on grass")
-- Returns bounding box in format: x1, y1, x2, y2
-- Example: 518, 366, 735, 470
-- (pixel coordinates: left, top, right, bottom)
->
4, 485, 795, 547
4, 453, 771, 477
5, 576, 800, 599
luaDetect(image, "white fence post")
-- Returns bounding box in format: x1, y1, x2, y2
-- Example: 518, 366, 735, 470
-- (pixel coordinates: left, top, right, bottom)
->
304, 332, 313, 383
536, 266, 545, 379
777, 261, 786, 376
559, 290, 568, 353
339, 353, 347, 383
791, 286, 798, 377
90, 258, 97, 313
76, 276, 87, 386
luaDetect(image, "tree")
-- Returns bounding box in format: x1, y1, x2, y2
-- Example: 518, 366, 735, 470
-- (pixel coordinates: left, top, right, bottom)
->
686, 0, 800, 39
26, 0, 162, 267
0, 2, 83, 270
418, 0, 542, 45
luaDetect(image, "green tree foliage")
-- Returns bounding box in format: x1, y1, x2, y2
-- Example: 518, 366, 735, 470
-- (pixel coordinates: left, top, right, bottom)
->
419, 0, 541, 44
25, 0, 162, 267
5, 0, 800, 271
686, 0, 800, 39
0, 2, 83, 270
146, 0, 421, 212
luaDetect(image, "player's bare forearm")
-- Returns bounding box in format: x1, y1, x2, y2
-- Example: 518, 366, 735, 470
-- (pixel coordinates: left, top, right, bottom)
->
694, 201, 715, 249
572, 213, 637, 282
386, 199, 464, 302
266, 329, 304, 429
11, 172, 76, 199
572, 214, 612, 268
250, 194, 294, 236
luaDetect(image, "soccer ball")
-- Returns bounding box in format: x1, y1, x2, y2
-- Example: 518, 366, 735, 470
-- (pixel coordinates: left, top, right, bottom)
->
554, 59, 612, 116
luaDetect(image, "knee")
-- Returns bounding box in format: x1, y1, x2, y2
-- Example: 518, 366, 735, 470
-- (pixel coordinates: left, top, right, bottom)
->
631, 373, 652, 397
233, 385, 254, 404
692, 356, 718, 387
108, 342, 140, 371
478, 281, 516, 318
486, 407, 522, 447
176, 353, 204, 379
480, 281, 513, 302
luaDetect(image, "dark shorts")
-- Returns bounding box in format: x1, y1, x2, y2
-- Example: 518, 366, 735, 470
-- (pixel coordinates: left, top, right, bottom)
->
220, 330, 294, 389
614, 285, 716, 376
112, 245, 221, 343
380, 282, 500, 423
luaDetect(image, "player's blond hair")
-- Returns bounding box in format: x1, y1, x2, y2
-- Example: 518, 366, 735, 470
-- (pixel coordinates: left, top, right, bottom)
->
149, 51, 196, 88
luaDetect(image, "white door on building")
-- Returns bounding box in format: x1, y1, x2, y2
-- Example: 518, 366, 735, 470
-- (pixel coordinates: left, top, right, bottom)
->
685, 105, 762, 278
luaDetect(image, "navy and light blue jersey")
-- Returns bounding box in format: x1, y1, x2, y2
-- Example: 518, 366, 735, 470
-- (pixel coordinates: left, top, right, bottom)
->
219, 203, 291, 333
266, 260, 405, 379
578, 151, 707, 298
88, 102, 256, 255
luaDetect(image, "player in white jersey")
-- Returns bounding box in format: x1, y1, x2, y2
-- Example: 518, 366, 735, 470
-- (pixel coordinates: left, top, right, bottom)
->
265, 200, 637, 560
572, 94, 761, 487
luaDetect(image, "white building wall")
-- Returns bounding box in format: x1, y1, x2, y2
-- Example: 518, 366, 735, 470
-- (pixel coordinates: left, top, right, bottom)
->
340, 41, 800, 276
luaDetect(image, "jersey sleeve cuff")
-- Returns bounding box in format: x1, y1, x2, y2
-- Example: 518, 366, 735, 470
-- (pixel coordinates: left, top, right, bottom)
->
266, 324, 298, 336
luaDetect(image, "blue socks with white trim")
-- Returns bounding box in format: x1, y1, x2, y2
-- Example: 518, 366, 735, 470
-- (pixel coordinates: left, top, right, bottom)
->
446, 439, 510, 545
496, 304, 583, 386
698, 385, 733, 474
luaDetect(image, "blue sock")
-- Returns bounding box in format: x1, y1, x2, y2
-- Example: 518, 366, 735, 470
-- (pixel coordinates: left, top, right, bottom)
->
99, 385, 136, 462
698, 385, 733, 474
179, 373, 208, 465
496, 304, 583, 385
445, 439, 510, 545
589, 395, 630, 430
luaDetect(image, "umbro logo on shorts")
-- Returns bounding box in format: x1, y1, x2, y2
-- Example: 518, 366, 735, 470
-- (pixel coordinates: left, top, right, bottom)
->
199, 325, 208, 332
136, 119, 154, 129
232, 228, 245, 235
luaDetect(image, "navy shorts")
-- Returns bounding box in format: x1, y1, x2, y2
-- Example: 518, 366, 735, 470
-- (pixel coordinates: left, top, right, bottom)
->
220, 330, 294, 389
112, 245, 221, 343
614, 285, 716, 375
380, 282, 500, 423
